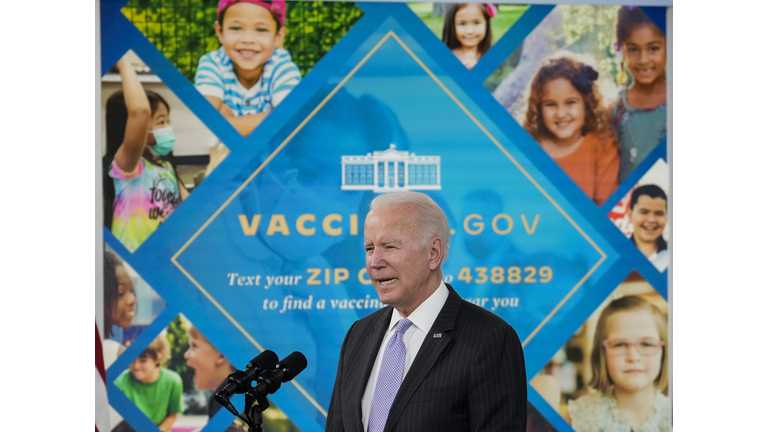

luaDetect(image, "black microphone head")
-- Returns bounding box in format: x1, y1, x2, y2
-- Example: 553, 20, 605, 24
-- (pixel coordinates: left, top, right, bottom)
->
247, 350, 279, 371
277, 351, 307, 382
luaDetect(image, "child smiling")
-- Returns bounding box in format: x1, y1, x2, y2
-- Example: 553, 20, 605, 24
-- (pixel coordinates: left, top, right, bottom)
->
114, 334, 183, 432
442, 3, 496, 70
612, 6, 668, 182
523, 55, 620, 206
194, 0, 301, 136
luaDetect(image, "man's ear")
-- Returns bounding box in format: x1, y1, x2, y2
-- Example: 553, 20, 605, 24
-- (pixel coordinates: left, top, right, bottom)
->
428, 237, 443, 270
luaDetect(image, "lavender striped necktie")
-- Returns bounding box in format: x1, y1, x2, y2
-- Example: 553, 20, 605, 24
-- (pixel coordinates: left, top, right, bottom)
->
368, 318, 413, 432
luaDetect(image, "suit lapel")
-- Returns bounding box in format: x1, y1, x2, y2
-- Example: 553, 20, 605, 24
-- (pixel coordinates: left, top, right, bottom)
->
383, 286, 462, 432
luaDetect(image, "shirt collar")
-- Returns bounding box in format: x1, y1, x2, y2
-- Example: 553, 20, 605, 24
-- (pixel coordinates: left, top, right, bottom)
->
387, 281, 449, 334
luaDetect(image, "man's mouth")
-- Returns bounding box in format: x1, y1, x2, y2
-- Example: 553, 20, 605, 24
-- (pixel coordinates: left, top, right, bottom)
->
378, 278, 398, 286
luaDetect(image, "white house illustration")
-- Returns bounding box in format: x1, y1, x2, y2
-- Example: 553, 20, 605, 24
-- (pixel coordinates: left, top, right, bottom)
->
341, 144, 441, 192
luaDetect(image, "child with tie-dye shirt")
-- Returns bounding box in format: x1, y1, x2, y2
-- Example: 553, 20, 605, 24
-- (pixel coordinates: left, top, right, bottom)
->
103, 54, 188, 252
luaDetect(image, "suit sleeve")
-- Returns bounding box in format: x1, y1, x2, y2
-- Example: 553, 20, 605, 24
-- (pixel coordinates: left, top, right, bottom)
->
326, 322, 356, 432
468, 323, 527, 432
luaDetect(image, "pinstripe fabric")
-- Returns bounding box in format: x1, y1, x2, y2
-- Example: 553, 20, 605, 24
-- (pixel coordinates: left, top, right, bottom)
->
326, 284, 527, 432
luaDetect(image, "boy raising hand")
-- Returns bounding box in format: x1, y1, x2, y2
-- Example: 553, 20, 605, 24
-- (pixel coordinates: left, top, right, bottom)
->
195, 0, 301, 136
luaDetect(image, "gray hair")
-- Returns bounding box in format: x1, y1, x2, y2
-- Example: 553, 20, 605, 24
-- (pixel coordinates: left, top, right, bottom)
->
369, 191, 450, 262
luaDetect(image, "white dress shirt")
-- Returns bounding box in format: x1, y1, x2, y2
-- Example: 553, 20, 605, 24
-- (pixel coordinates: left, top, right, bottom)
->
360, 282, 449, 430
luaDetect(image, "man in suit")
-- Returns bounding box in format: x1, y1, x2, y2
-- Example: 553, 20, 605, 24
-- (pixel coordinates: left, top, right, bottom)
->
326, 191, 527, 432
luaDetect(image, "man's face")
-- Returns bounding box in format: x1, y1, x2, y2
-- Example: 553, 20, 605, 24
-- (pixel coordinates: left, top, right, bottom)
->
629, 195, 667, 246
364, 205, 438, 317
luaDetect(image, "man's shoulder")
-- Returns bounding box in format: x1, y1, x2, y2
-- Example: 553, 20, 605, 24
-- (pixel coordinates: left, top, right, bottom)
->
449, 293, 518, 337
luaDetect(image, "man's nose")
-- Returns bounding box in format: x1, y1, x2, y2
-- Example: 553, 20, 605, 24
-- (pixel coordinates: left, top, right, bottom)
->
369, 248, 385, 268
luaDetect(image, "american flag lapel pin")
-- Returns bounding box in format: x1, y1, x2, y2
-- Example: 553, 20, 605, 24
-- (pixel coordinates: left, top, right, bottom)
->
433, 333, 442, 338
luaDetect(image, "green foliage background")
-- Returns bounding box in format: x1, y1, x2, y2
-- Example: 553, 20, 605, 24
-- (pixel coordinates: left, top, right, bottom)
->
483, 5, 624, 94
121, 0, 363, 80
551, 5, 624, 86
163, 315, 194, 393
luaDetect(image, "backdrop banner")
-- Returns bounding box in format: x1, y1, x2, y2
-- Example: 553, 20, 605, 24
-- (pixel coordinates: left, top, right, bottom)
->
99, 2, 670, 431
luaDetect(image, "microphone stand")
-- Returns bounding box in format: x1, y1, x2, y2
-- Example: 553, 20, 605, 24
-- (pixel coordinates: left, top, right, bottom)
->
243, 389, 270, 432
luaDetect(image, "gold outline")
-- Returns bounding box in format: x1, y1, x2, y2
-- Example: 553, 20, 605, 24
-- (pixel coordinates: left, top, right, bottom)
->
172, 31, 606, 418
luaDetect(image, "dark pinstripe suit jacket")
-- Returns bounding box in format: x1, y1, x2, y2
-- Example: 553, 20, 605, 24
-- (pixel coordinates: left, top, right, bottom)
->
326, 284, 527, 432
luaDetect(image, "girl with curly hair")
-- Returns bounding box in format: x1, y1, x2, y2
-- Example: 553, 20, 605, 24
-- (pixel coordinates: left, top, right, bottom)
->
523, 55, 619, 206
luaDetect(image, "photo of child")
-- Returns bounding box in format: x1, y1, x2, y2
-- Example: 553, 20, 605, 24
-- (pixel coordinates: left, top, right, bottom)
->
488, 5, 667, 193
103, 250, 137, 368
103, 53, 188, 253
184, 324, 300, 432
102, 246, 166, 369
608, 159, 669, 272
441, 3, 496, 70
612, 6, 668, 183
114, 333, 184, 432
408, 3, 528, 71
194, 0, 301, 137
523, 54, 619, 205
529, 274, 669, 431
568, 295, 669, 431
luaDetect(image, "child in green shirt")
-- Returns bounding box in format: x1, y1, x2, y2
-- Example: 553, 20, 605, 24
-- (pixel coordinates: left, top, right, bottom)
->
115, 334, 183, 431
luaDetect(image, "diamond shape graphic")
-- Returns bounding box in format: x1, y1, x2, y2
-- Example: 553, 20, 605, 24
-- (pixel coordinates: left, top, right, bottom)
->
170, 20, 617, 430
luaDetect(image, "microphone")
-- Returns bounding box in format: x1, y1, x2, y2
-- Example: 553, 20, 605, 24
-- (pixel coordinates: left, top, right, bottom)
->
247, 352, 307, 399
215, 350, 279, 410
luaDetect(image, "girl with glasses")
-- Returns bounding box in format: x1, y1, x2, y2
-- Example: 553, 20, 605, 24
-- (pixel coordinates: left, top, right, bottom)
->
569, 295, 669, 431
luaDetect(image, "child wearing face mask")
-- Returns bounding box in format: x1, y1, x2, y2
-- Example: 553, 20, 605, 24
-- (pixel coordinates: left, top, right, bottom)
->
442, 3, 496, 70
569, 296, 669, 432
612, 6, 668, 183
103, 54, 188, 252
523, 55, 619, 206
